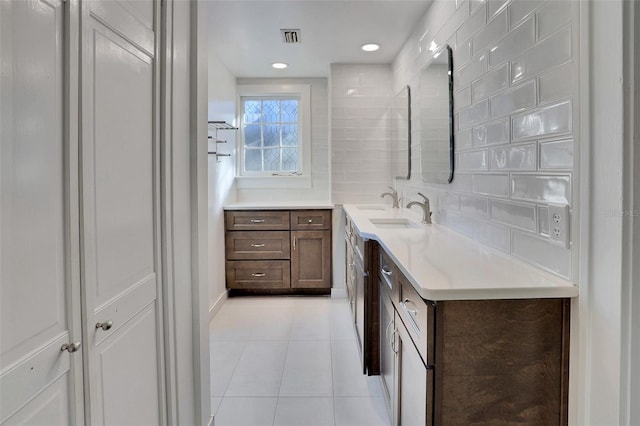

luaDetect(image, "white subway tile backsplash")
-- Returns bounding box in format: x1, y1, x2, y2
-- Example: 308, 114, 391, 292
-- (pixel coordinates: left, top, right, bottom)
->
539, 62, 573, 105
489, 143, 536, 170
511, 174, 571, 204
455, 85, 473, 111
512, 231, 571, 278
473, 220, 511, 252
457, 5, 487, 44
538, 205, 549, 236
489, 17, 535, 67
472, 63, 509, 101
460, 194, 489, 217
489, 80, 536, 119
511, 26, 571, 84
456, 54, 488, 88
472, 10, 508, 56
539, 138, 573, 169
440, 192, 461, 211
509, 0, 544, 28
472, 173, 510, 197
456, 128, 474, 150
472, 118, 510, 147
458, 150, 489, 171
487, 0, 510, 19
470, 0, 487, 14
454, 39, 473, 66
458, 99, 490, 129
512, 101, 572, 141
490, 199, 537, 231
537, 1, 572, 40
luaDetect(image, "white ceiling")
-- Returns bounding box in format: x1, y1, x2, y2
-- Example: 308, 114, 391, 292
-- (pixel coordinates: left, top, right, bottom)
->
207, 1, 433, 78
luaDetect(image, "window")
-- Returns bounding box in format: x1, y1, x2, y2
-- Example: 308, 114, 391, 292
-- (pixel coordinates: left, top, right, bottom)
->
241, 97, 300, 174
236, 84, 311, 188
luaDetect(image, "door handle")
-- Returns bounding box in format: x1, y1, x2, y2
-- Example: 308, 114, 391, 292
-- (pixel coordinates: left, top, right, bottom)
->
96, 320, 113, 331
381, 266, 392, 276
293, 236, 296, 250
250, 243, 265, 248
61, 342, 82, 353
402, 299, 418, 315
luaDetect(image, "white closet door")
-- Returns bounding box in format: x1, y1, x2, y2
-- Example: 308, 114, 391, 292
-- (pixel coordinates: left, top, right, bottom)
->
79, 1, 165, 424
0, 0, 82, 424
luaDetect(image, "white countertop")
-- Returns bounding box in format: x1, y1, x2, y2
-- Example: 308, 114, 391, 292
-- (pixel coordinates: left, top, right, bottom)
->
224, 201, 334, 210
343, 204, 578, 301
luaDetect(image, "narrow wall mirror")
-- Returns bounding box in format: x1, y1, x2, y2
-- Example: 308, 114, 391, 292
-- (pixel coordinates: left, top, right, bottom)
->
391, 85, 411, 180
420, 44, 454, 183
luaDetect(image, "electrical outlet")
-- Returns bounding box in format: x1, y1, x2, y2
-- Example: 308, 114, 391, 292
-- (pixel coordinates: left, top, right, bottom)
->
548, 203, 570, 248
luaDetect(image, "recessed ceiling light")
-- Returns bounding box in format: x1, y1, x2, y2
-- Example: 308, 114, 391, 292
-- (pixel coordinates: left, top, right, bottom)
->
361, 43, 380, 52
272, 62, 288, 69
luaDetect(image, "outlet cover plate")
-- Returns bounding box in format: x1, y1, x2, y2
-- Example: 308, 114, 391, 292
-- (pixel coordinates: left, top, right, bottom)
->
548, 203, 570, 248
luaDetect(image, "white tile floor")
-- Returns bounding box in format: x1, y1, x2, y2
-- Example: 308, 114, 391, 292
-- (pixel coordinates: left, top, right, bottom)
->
210, 296, 390, 426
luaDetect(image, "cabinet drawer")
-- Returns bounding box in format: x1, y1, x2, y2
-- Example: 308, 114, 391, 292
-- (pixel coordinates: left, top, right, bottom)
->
225, 231, 290, 260
226, 260, 290, 289
290, 210, 331, 230
397, 274, 433, 366
225, 210, 290, 231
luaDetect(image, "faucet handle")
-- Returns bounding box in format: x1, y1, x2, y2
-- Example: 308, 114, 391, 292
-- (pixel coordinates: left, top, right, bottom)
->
417, 192, 429, 203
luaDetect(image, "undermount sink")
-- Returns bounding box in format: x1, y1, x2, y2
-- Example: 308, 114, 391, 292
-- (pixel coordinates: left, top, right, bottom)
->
356, 205, 387, 211
369, 218, 422, 229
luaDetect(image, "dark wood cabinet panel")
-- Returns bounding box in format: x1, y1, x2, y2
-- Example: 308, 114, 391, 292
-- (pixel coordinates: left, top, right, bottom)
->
434, 298, 570, 426
290, 210, 331, 230
226, 260, 290, 289
225, 209, 332, 294
225, 210, 290, 231
290, 230, 331, 288
225, 230, 290, 260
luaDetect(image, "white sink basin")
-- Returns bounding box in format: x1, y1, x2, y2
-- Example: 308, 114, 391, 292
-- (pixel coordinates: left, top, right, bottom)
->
356, 205, 387, 211
369, 218, 422, 229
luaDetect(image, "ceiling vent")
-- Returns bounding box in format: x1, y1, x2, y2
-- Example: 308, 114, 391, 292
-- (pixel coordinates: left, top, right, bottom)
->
281, 29, 301, 44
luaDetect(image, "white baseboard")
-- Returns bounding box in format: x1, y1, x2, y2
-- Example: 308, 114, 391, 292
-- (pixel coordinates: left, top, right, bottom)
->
209, 289, 228, 322
331, 288, 347, 299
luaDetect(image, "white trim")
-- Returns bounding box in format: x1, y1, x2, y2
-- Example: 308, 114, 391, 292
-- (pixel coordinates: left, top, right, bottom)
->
331, 288, 347, 299
236, 84, 312, 188
209, 289, 228, 322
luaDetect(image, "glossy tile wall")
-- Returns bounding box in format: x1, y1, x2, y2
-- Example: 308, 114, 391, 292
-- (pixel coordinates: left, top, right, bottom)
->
330, 64, 394, 205
392, 0, 578, 280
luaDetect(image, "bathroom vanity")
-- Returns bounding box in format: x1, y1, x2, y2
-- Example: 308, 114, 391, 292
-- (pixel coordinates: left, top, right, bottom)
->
343, 204, 578, 426
223, 203, 333, 294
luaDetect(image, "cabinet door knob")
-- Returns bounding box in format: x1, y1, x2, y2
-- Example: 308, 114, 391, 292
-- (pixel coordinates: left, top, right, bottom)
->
61, 342, 81, 353
308, 219, 313, 224
96, 320, 113, 331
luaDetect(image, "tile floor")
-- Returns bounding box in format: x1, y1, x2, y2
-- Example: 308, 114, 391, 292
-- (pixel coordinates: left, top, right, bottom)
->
210, 296, 390, 426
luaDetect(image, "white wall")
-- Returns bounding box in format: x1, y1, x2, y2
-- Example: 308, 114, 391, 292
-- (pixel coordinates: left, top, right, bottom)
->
207, 53, 237, 313
392, 0, 578, 281
235, 77, 331, 203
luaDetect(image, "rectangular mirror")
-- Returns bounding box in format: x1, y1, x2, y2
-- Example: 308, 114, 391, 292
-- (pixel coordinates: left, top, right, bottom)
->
390, 85, 411, 180
420, 44, 454, 183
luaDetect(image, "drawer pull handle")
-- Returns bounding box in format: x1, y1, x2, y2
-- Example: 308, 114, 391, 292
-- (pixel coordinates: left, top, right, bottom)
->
402, 299, 418, 315
250, 219, 265, 223
385, 320, 394, 345
251, 272, 266, 277
293, 236, 296, 250
308, 219, 313, 223
96, 320, 113, 331
381, 266, 392, 276
250, 243, 265, 248
390, 329, 398, 354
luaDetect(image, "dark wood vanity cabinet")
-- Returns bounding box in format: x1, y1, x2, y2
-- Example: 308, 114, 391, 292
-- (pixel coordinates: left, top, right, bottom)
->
225, 209, 332, 293
373, 243, 570, 426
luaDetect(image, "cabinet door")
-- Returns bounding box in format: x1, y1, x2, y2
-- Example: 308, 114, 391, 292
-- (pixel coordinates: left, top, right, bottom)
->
291, 230, 331, 288
1, 0, 83, 423
396, 311, 432, 426
379, 283, 396, 426
345, 240, 355, 316
354, 253, 366, 373
80, 1, 164, 424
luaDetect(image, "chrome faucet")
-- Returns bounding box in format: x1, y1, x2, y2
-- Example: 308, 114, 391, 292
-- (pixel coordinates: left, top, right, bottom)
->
407, 192, 432, 224
380, 187, 401, 208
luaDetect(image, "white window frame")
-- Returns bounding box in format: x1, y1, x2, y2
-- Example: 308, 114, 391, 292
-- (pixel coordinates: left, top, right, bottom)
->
236, 84, 311, 189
